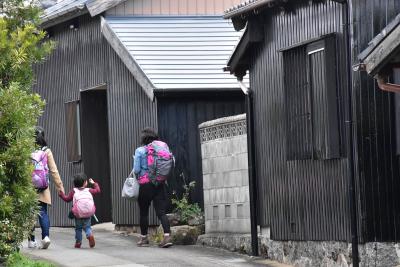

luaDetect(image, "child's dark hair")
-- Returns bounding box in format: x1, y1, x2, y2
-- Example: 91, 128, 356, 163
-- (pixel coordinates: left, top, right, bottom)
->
35, 126, 47, 147
73, 173, 87, 188
140, 127, 159, 145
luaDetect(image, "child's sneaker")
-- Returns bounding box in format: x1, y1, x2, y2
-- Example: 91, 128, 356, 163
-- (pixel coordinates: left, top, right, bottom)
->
74, 242, 81, 248
41, 236, 51, 249
137, 236, 149, 247
87, 234, 95, 248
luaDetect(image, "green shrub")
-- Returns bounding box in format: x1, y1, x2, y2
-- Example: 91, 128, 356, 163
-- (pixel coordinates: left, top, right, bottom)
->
0, 1, 53, 261
6, 253, 55, 267
172, 180, 203, 224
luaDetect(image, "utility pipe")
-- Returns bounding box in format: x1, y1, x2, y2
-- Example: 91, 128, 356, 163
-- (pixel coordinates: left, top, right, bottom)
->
376, 75, 400, 93
342, 1, 359, 266
238, 79, 259, 257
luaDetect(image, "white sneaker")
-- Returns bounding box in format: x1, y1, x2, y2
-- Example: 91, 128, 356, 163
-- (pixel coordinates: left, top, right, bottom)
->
41, 236, 51, 249
28, 240, 37, 248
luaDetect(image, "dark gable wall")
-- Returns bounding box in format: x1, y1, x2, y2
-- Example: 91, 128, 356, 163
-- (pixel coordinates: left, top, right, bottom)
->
249, 1, 351, 241
157, 93, 245, 208
351, 0, 400, 242
34, 14, 158, 226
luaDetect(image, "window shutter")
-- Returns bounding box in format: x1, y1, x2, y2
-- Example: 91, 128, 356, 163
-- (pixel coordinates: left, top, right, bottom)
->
64, 101, 81, 162
284, 47, 313, 160
307, 37, 340, 159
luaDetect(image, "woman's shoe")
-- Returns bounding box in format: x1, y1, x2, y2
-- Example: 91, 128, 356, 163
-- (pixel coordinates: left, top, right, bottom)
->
28, 240, 37, 248
137, 236, 149, 247
158, 235, 173, 248
41, 236, 51, 249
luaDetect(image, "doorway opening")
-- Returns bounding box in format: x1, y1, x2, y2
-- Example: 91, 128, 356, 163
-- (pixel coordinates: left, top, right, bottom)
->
80, 85, 112, 223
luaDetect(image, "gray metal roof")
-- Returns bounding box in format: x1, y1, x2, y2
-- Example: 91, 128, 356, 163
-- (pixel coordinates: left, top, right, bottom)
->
105, 16, 246, 90
42, 0, 88, 23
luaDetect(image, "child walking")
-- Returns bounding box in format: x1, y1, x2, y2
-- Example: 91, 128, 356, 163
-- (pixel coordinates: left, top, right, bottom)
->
59, 173, 101, 248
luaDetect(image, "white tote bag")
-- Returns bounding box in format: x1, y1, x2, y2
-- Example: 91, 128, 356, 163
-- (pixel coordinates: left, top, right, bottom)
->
121, 170, 140, 200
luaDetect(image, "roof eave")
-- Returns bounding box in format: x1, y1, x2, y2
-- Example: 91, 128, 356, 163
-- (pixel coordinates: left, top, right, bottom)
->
360, 22, 400, 76
101, 16, 155, 101
41, 7, 88, 29
358, 13, 400, 62
223, 0, 277, 20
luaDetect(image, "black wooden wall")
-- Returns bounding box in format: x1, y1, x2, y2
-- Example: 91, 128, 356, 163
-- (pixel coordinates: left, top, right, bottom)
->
351, 0, 400, 242
248, 1, 352, 241
157, 92, 245, 208
34, 15, 159, 226
34, 15, 107, 226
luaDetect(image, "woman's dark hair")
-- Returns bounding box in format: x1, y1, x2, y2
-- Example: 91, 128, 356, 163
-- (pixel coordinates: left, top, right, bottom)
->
73, 173, 87, 188
35, 126, 47, 147
140, 127, 159, 145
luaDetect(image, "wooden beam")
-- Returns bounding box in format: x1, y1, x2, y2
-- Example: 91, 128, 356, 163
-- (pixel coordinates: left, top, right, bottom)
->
101, 17, 154, 100
364, 24, 400, 76
87, 0, 128, 17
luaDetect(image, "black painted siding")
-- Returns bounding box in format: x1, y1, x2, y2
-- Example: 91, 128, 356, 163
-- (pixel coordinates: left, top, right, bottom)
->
106, 44, 158, 225
157, 93, 245, 208
34, 15, 159, 226
351, 0, 400, 242
249, 1, 351, 241
34, 15, 106, 226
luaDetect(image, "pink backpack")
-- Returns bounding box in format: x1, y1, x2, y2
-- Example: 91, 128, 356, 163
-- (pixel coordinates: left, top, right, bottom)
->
146, 140, 174, 184
31, 147, 49, 190
72, 188, 96, 218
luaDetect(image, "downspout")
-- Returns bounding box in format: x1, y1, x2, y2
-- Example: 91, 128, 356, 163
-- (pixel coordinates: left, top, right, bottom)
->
342, 1, 359, 266
238, 79, 259, 257
376, 75, 400, 93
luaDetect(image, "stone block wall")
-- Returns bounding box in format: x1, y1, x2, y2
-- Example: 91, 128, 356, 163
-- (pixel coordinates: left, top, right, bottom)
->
199, 114, 250, 234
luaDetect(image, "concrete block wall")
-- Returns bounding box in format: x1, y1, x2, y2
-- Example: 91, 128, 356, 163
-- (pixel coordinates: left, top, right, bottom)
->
199, 114, 250, 234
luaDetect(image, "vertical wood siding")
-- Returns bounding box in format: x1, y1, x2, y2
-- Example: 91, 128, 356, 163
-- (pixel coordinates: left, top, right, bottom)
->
106, 0, 243, 16
34, 15, 159, 226
249, 1, 351, 241
157, 93, 244, 208
351, 0, 400, 242
34, 15, 107, 226
106, 44, 158, 225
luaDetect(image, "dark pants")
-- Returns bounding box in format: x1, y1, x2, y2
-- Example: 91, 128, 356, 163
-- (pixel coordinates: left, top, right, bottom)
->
29, 201, 50, 241
138, 183, 170, 235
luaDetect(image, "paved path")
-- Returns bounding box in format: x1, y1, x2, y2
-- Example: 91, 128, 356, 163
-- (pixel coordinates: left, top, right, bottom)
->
22, 225, 290, 267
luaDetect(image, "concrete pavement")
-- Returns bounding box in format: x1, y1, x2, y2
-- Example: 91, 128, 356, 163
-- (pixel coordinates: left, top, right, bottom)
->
22, 224, 291, 267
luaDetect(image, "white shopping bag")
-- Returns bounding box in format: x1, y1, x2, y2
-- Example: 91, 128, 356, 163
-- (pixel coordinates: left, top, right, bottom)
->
121, 170, 139, 200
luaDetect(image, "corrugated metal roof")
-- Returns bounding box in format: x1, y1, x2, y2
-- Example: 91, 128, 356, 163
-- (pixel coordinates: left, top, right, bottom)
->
42, 0, 88, 23
105, 16, 246, 90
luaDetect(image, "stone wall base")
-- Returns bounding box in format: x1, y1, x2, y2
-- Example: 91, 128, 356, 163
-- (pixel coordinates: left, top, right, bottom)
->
115, 225, 158, 236
197, 233, 400, 267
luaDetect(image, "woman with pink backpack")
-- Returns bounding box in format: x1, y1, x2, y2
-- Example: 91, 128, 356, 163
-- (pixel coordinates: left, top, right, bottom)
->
134, 128, 174, 248
28, 126, 65, 249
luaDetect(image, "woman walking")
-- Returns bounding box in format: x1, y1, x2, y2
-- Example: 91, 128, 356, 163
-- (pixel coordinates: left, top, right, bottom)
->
28, 126, 65, 249
134, 128, 173, 248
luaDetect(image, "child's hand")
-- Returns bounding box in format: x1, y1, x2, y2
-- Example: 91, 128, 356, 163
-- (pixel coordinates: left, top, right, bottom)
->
88, 178, 95, 184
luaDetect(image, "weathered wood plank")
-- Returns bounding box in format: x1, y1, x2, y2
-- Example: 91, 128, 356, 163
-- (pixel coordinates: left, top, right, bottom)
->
87, 0, 128, 17
100, 16, 154, 100
364, 24, 400, 76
